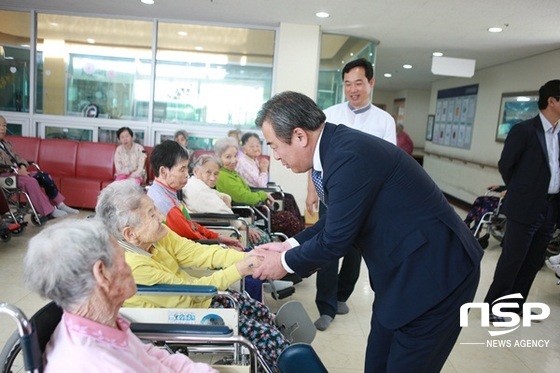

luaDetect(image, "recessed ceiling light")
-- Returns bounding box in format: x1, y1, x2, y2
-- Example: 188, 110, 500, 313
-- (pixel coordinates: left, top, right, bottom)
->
316, 12, 330, 18
140, 0, 155, 4
403, 64, 412, 69
195, 46, 204, 51
488, 27, 503, 33
86, 38, 95, 44
350, 52, 354, 57
384, 73, 392, 78
178, 31, 187, 36
433, 52, 443, 57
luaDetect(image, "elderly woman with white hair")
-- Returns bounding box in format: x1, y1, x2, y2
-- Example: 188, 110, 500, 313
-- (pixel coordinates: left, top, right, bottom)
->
23, 219, 216, 373
96, 180, 297, 369
214, 137, 305, 238
183, 154, 271, 248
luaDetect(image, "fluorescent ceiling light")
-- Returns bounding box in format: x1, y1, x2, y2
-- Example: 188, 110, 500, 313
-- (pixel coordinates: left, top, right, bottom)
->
488, 27, 503, 33
403, 64, 412, 69
316, 12, 329, 18
433, 52, 443, 57
178, 31, 187, 36
384, 73, 392, 78
141, 0, 155, 4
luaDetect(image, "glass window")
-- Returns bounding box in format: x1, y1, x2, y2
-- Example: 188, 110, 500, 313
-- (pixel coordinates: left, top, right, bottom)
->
155, 23, 274, 127
0, 10, 31, 113
317, 34, 378, 110
36, 14, 153, 119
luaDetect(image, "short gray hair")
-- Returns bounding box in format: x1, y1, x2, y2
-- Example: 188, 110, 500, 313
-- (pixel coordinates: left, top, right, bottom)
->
95, 179, 145, 240
214, 137, 239, 157
24, 219, 115, 311
255, 91, 325, 144
193, 154, 222, 171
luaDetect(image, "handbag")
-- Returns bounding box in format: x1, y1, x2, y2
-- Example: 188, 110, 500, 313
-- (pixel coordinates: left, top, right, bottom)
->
33, 171, 59, 199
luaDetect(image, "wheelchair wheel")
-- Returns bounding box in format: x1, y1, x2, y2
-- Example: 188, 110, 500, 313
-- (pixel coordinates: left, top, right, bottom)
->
0, 331, 22, 373
488, 217, 506, 243
30, 214, 43, 227
0, 232, 11, 242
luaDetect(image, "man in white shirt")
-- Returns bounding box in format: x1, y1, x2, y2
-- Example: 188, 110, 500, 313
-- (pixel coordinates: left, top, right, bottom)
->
306, 58, 396, 331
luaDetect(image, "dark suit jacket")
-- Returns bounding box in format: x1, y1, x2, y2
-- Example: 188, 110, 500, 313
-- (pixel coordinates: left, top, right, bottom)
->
287, 123, 483, 329
498, 115, 560, 225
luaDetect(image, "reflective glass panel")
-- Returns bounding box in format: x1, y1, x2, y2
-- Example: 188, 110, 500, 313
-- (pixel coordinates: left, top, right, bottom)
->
36, 14, 153, 119
0, 10, 31, 113
155, 23, 274, 127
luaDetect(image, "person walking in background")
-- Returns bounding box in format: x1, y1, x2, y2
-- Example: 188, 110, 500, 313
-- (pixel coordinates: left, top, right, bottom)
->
251, 91, 482, 372
396, 123, 414, 155
114, 126, 146, 185
306, 58, 396, 331
484, 79, 560, 321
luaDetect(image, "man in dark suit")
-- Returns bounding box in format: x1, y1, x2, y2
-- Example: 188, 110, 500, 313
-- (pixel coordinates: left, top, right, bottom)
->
252, 91, 483, 372
484, 80, 560, 320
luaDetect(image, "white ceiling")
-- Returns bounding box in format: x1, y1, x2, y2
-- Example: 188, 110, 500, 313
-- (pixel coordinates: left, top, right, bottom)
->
5, 0, 560, 92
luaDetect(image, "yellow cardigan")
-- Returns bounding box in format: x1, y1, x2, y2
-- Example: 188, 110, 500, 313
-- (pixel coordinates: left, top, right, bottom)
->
124, 228, 245, 309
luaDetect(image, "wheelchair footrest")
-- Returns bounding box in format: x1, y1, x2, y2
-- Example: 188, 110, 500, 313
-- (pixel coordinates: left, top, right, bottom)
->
271, 286, 295, 300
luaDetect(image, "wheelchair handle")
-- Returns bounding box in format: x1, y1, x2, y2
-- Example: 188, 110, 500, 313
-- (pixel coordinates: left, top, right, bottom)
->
136, 284, 218, 297
0, 303, 43, 372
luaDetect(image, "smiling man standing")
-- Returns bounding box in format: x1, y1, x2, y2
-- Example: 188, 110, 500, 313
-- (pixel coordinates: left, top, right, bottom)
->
252, 91, 483, 372
307, 58, 396, 331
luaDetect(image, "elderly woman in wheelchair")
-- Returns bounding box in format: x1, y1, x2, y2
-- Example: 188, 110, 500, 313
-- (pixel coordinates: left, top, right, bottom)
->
183, 154, 271, 248
95, 180, 315, 370
23, 218, 217, 372
0, 116, 78, 222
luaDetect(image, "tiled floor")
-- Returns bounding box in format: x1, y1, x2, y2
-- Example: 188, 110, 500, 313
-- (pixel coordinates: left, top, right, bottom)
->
1, 208, 559, 372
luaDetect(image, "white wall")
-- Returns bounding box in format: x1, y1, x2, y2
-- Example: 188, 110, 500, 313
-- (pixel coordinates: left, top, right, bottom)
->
373, 88, 431, 150
268, 23, 321, 215
424, 48, 560, 203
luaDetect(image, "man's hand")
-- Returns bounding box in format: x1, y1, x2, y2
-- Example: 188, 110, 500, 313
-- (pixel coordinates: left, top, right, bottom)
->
254, 241, 291, 253
250, 249, 287, 280
306, 170, 318, 215
219, 235, 244, 251
306, 189, 318, 216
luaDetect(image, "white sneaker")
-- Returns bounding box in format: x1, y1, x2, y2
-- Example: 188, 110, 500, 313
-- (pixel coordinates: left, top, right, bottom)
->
545, 259, 560, 277
547, 254, 560, 266
51, 208, 68, 218
57, 203, 79, 215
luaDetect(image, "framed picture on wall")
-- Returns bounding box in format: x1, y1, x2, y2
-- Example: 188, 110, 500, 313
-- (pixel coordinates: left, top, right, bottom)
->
495, 91, 539, 142
425, 114, 435, 141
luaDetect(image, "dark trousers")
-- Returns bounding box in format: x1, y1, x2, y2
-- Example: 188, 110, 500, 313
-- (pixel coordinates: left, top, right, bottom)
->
366, 265, 480, 372
315, 202, 362, 318
484, 198, 557, 307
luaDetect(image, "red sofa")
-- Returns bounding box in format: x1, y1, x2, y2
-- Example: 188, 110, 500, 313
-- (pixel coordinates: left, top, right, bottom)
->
6, 136, 153, 210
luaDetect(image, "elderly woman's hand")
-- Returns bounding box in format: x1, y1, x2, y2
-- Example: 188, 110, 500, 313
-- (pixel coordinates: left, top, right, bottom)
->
248, 227, 263, 244
258, 158, 269, 173
218, 235, 245, 251
265, 193, 275, 206
236, 254, 263, 276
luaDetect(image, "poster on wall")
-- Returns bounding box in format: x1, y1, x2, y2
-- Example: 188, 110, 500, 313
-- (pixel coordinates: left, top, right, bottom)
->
432, 84, 478, 149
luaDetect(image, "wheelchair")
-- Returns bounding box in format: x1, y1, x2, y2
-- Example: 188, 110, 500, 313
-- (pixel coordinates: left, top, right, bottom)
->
464, 186, 507, 249
0, 188, 27, 242
0, 286, 326, 373
0, 163, 45, 228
